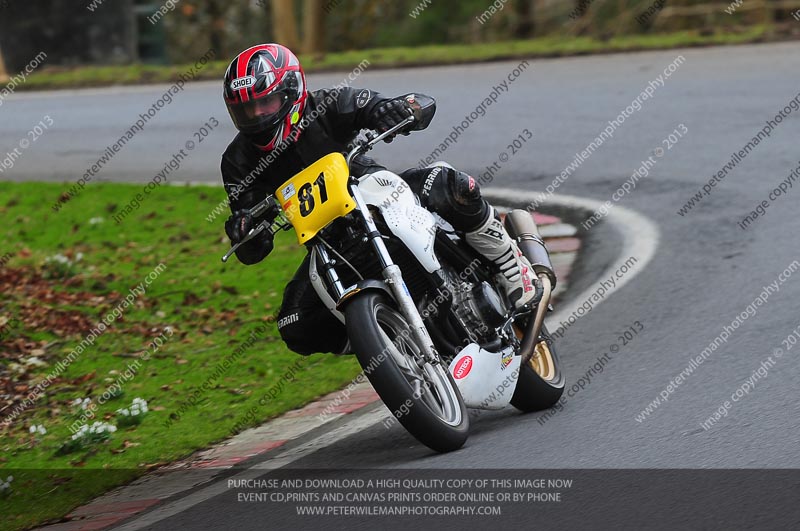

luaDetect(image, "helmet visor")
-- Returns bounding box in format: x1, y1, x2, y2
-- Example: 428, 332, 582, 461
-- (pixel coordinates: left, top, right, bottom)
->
227, 92, 290, 133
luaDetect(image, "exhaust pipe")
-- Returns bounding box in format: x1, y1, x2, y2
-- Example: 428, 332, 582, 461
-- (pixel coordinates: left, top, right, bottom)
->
503, 210, 556, 364
503, 210, 556, 288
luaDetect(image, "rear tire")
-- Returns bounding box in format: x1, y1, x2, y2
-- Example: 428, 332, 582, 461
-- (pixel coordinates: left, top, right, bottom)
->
345, 292, 469, 453
510, 324, 565, 412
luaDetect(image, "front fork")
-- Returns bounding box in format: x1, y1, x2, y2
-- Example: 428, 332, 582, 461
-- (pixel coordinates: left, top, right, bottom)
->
313, 182, 440, 364
344, 184, 440, 364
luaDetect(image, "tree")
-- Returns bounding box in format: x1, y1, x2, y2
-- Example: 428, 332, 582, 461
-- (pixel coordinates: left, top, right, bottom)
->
302, 0, 325, 54
513, 0, 535, 39
0, 47, 8, 83
270, 0, 326, 54
271, 0, 300, 50
208, 0, 226, 57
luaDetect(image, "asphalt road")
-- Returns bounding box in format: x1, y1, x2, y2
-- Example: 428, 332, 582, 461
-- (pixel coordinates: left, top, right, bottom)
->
6, 42, 800, 528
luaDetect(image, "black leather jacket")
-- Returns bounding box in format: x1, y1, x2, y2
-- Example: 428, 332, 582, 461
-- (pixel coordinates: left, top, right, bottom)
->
221, 87, 391, 264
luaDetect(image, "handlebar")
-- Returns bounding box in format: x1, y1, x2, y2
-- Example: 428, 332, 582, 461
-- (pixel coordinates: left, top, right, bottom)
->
222, 117, 415, 263
345, 116, 415, 167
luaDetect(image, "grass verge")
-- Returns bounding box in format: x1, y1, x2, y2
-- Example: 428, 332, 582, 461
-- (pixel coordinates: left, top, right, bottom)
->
0, 181, 362, 531
12, 28, 774, 92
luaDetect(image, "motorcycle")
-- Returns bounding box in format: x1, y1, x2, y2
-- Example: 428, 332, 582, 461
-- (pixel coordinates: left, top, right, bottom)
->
222, 95, 565, 453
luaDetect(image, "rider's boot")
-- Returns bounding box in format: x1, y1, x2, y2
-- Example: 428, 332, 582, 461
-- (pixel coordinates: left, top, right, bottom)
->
464, 209, 538, 309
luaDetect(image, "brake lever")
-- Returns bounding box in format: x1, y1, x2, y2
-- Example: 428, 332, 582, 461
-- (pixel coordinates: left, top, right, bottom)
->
372, 115, 415, 146
221, 220, 272, 263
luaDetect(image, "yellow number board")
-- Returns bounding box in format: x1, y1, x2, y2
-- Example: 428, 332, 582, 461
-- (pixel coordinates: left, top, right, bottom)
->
275, 153, 356, 244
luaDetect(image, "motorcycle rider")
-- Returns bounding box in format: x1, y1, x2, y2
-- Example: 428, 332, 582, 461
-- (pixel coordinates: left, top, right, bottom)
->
221, 44, 537, 355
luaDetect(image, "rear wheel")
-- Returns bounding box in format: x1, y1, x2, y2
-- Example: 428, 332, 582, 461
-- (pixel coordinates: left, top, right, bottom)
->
510, 324, 565, 412
345, 292, 469, 453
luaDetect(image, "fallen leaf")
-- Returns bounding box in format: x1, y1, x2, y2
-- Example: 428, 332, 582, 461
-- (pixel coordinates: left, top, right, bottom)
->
183, 292, 202, 306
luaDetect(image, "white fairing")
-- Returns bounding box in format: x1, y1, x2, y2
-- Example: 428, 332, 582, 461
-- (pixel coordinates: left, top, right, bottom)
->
448, 343, 521, 410
358, 170, 441, 273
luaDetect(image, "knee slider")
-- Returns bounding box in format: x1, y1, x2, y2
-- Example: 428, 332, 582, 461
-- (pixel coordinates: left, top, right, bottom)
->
450, 170, 482, 206
278, 318, 315, 356
276, 308, 347, 356
276, 311, 310, 355
425, 167, 488, 232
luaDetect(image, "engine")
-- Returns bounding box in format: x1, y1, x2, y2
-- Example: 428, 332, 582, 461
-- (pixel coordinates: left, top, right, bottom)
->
439, 271, 508, 344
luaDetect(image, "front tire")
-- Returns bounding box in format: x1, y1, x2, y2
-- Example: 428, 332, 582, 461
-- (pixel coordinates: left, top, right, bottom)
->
510, 324, 565, 412
345, 292, 469, 453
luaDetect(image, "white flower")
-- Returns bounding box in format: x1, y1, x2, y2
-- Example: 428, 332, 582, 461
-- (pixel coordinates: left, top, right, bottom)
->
73, 420, 117, 436
120, 398, 148, 417
45, 253, 71, 265
6, 476, 12, 482
74, 397, 91, 410
89, 217, 104, 225
25, 357, 47, 368
37, 425, 47, 435
29, 426, 35, 434
75, 252, 84, 261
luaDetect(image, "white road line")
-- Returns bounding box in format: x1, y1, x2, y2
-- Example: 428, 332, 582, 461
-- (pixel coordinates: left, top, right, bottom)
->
112, 407, 387, 531
113, 190, 658, 530
483, 189, 660, 325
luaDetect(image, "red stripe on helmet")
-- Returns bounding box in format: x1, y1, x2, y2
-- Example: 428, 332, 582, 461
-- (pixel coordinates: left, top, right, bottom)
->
252, 46, 288, 98
235, 44, 271, 103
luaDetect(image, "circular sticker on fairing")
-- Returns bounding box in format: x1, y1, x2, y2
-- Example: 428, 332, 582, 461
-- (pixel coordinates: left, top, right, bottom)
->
453, 356, 473, 380
355, 89, 372, 108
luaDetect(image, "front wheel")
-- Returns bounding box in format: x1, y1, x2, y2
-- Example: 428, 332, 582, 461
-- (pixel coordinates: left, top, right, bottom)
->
510, 324, 565, 412
345, 292, 469, 453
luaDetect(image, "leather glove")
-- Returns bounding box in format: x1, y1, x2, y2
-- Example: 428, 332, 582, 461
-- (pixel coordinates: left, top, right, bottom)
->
225, 209, 255, 244
371, 98, 414, 141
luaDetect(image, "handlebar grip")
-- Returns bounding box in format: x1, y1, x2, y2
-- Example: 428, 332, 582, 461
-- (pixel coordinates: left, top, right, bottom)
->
249, 196, 277, 219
